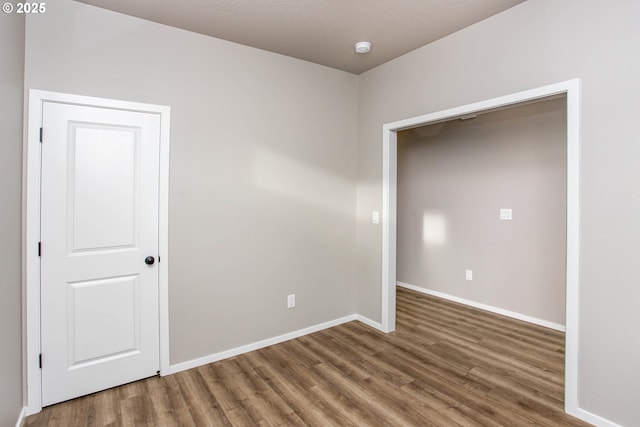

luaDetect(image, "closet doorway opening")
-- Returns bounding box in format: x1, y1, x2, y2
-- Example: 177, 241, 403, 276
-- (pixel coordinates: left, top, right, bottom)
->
397, 96, 567, 331
379, 79, 580, 417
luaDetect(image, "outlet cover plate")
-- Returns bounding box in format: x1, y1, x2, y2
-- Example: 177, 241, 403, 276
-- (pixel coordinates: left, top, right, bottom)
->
500, 208, 512, 220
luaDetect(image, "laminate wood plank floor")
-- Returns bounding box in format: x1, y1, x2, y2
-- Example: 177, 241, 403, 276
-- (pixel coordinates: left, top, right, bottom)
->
26, 287, 592, 426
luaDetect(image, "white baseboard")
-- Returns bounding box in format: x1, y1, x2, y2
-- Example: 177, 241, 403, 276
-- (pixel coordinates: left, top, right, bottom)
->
569, 407, 623, 427
164, 314, 357, 375
355, 314, 384, 332
397, 281, 565, 332
15, 407, 26, 427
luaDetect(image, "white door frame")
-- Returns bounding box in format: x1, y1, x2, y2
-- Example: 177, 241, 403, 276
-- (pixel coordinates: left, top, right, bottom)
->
24, 89, 171, 415
381, 79, 581, 416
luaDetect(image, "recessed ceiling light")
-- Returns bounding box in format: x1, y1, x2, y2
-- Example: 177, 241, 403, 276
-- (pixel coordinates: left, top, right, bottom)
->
354, 41, 372, 54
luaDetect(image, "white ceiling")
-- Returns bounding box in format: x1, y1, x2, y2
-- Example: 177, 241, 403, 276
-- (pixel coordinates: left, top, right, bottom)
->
75, 0, 525, 74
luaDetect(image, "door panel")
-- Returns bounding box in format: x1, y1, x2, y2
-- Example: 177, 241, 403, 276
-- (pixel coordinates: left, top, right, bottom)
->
68, 275, 140, 367
70, 124, 139, 252
41, 102, 160, 406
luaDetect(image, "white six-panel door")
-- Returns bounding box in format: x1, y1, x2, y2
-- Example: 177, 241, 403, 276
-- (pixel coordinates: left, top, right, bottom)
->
40, 102, 161, 406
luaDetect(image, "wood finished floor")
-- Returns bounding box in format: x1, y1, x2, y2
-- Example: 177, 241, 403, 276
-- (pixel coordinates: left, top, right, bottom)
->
26, 287, 592, 426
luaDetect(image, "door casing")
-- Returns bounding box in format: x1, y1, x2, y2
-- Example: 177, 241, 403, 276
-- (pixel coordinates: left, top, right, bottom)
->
24, 89, 171, 415
380, 79, 581, 418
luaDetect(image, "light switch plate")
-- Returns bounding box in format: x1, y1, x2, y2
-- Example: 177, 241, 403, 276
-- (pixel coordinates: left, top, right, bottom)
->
500, 208, 512, 220
287, 294, 295, 309
372, 211, 380, 224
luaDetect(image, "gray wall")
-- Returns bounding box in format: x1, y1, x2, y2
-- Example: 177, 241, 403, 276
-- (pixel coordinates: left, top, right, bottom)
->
0, 11, 25, 427
357, 0, 640, 424
19, 0, 640, 425
397, 98, 566, 326
25, 0, 358, 364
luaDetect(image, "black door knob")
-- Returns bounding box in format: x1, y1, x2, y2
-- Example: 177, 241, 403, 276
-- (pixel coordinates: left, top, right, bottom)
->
145, 256, 155, 265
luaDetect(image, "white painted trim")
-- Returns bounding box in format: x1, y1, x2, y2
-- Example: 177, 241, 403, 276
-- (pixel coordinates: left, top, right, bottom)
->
15, 407, 26, 427
24, 89, 171, 415
355, 314, 385, 332
572, 408, 623, 427
382, 79, 582, 420
563, 78, 581, 417
25, 90, 43, 415
157, 98, 172, 378
397, 282, 565, 332
165, 315, 357, 375
381, 129, 397, 333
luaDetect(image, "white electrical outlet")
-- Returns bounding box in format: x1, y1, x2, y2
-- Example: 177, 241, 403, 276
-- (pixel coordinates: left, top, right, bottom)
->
465, 270, 473, 281
287, 294, 296, 309
372, 211, 380, 224
500, 208, 513, 220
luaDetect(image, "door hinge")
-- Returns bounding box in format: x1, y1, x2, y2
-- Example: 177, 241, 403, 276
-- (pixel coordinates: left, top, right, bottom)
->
38, 242, 41, 257
39, 127, 43, 143
158, 256, 160, 263
39, 354, 42, 369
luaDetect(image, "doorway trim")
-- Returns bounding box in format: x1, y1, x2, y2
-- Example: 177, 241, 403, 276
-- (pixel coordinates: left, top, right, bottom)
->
381, 79, 580, 416
24, 90, 171, 415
